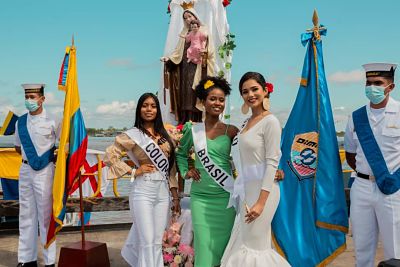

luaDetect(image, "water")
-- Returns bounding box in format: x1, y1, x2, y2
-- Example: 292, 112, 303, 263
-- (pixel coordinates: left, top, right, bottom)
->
0, 136, 134, 225
1, 136, 351, 225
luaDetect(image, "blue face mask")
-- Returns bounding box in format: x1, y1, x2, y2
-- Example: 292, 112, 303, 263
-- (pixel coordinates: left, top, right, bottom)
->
365, 84, 391, 104
25, 99, 40, 112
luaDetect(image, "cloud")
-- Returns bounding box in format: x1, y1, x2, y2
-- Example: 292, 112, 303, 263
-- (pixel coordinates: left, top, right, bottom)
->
328, 69, 364, 84
106, 58, 159, 71
48, 107, 64, 117
106, 58, 135, 69
45, 92, 62, 106
96, 100, 136, 116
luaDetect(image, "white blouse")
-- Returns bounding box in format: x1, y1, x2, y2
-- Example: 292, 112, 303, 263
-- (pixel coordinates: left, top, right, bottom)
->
239, 114, 282, 192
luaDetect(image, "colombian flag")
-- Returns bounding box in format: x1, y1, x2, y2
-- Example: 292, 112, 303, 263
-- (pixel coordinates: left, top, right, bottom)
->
46, 44, 88, 247
0, 111, 19, 135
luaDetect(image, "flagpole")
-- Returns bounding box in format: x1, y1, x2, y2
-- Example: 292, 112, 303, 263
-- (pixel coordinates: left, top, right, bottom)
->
78, 172, 86, 247
58, 35, 110, 267
71, 33, 86, 248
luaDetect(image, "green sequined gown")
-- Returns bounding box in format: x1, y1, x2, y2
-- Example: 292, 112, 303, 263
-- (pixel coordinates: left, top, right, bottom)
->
176, 122, 236, 267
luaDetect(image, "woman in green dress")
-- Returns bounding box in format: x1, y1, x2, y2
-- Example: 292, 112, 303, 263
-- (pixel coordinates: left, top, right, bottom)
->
176, 76, 237, 267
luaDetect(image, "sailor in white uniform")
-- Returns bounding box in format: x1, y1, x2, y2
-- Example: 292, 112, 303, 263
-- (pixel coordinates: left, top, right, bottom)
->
344, 63, 400, 267
14, 84, 61, 267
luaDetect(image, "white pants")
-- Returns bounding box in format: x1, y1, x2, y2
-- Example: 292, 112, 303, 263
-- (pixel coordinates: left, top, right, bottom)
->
18, 163, 56, 265
350, 177, 400, 267
121, 172, 170, 267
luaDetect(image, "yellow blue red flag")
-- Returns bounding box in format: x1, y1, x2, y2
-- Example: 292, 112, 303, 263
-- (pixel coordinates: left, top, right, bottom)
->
46, 45, 88, 247
272, 23, 348, 266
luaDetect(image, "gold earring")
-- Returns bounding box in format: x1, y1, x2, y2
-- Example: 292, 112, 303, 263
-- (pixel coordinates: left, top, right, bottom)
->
241, 103, 249, 114
262, 98, 270, 111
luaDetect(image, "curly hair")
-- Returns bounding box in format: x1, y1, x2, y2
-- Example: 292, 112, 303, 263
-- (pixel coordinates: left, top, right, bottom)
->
195, 76, 232, 101
239, 71, 270, 98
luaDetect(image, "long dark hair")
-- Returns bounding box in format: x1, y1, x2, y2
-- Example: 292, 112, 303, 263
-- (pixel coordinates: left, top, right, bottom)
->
239, 71, 270, 98
134, 93, 175, 172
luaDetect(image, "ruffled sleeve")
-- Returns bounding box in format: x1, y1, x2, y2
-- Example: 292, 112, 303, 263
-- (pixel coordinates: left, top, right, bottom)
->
104, 133, 135, 179
261, 116, 282, 192
176, 122, 194, 178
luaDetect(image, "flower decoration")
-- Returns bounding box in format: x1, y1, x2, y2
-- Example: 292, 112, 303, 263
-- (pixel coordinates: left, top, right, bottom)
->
204, 80, 214, 90
167, 0, 172, 15
162, 219, 195, 266
222, 0, 232, 7
265, 82, 274, 93
165, 123, 184, 144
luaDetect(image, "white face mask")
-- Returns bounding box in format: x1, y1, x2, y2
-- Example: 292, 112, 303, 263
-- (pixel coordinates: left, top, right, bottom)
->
365, 84, 392, 104
25, 99, 40, 112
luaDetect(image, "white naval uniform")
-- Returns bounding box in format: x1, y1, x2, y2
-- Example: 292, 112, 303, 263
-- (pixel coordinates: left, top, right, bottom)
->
14, 109, 61, 265
344, 97, 400, 267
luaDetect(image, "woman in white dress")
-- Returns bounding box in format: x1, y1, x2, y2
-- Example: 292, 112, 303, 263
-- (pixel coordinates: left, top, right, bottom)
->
104, 93, 181, 267
221, 72, 290, 266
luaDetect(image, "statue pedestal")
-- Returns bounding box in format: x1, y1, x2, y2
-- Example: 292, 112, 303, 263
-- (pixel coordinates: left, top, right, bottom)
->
58, 241, 110, 267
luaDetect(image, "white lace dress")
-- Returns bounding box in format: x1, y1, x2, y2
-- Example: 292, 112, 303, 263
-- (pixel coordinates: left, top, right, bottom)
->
221, 115, 290, 267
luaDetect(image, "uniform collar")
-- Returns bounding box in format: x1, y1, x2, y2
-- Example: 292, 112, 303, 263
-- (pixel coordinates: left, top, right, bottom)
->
28, 108, 47, 120
385, 97, 399, 113
367, 97, 399, 114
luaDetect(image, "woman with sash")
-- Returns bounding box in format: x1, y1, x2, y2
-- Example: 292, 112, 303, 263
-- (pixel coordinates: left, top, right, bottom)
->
221, 72, 290, 266
176, 76, 237, 267
104, 93, 180, 267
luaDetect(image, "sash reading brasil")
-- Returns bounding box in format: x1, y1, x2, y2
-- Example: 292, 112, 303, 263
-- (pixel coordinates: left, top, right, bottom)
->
196, 148, 230, 186
192, 123, 234, 193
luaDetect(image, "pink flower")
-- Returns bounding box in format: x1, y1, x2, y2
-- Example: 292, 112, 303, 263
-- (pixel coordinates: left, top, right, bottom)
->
170, 222, 182, 233
185, 262, 194, 267
170, 233, 181, 245
170, 263, 178, 267
163, 253, 174, 263
178, 243, 194, 256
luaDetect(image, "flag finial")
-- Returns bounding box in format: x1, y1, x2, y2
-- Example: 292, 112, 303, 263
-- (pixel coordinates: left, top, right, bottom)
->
72, 34, 75, 47
312, 9, 319, 27
307, 9, 325, 41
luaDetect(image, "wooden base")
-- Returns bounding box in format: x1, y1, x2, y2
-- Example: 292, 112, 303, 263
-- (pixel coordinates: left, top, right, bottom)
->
58, 241, 110, 267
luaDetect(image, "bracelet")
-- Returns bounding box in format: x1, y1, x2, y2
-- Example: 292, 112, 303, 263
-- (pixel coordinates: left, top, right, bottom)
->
172, 197, 180, 201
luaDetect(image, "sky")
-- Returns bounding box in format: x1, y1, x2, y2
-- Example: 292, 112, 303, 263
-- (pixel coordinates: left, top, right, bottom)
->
1, 0, 400, 131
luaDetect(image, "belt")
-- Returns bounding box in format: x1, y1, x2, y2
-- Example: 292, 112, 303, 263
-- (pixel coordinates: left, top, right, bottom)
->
21, 159, 56, 165
357, 172, 375, 181
141, 172, 165, 181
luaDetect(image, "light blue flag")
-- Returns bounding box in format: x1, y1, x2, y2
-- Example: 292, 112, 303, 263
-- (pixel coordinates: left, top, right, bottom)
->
272, 24, 348, 266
